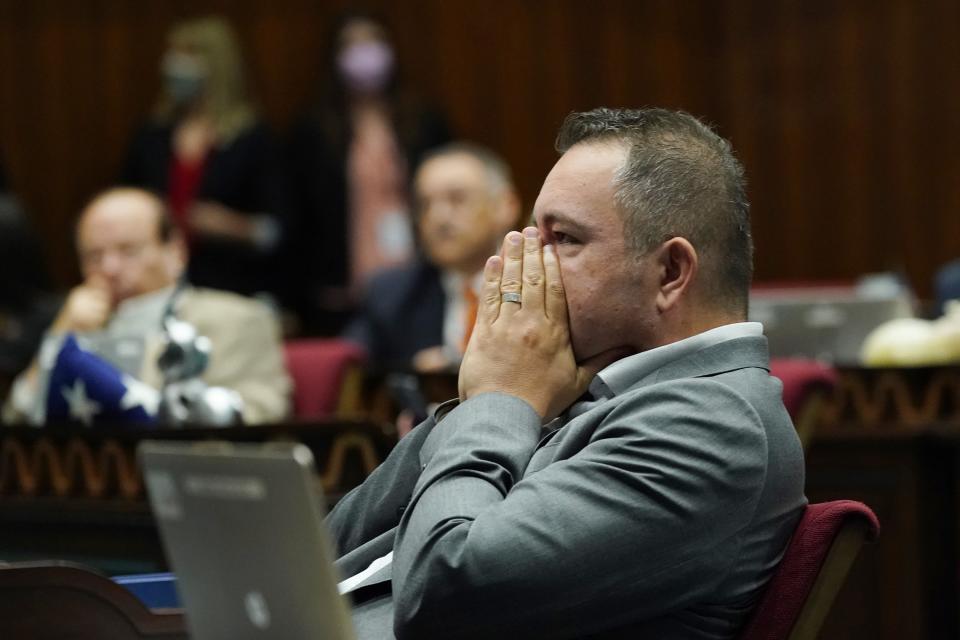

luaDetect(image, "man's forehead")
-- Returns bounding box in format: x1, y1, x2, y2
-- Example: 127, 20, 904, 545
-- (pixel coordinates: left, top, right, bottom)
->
416, 153, 488, 191
534, 142, 625, 220
550, 141, 626, 182
78, 194, 160, 241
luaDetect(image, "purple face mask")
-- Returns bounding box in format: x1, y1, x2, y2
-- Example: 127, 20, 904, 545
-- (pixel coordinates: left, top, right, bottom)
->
337, 41, 395, 94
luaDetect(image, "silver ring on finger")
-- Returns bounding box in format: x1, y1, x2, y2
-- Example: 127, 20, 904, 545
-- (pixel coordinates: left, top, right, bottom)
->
501, 292, 522, 305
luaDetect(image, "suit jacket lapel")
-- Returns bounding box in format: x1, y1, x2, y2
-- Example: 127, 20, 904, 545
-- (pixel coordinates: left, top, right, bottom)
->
524, 336, 771, 475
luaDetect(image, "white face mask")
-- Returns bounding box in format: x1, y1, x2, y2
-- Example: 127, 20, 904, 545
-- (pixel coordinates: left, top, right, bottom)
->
161, 51, 207, 104
337, 41, 395, 95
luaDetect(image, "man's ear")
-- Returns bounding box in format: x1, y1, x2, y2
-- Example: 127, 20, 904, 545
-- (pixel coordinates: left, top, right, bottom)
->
655, 237, 698, 313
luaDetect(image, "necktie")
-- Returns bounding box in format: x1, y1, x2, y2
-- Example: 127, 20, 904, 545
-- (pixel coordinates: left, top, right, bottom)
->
461, 284, 479, 353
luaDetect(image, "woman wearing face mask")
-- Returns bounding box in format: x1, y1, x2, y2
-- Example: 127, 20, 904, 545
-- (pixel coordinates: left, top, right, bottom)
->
121, 16, 288, 301
287, 11, 452, 336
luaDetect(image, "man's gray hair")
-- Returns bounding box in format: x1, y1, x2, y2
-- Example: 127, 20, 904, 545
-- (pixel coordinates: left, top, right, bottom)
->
419, 142, 514, 194
556, 107, 753, 314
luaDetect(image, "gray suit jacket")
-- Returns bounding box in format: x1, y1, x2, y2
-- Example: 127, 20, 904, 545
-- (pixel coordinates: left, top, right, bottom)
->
327, 335, 806, 639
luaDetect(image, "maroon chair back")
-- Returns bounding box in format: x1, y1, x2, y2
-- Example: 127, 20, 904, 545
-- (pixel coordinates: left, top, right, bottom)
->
284, 339, 367, 419
769, 358, 838, 449
769, 358, 838, 418
740, 500, 880, 640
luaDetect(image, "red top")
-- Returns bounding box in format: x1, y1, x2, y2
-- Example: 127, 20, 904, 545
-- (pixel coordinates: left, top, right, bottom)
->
167, 154, 208, 243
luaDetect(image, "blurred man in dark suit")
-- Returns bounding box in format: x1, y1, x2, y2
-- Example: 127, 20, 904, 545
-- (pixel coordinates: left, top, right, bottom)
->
345, 143, 519, 371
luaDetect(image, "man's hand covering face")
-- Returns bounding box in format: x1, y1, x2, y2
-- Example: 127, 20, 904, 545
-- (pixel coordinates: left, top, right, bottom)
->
458, 227, 628, 420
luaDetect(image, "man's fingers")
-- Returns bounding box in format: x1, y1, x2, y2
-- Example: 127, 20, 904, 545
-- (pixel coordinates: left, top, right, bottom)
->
520, 227, 545, 312
84, 274, 111, 292
499, 231, 523, 317
477, 254, 503, 326
543, 244, 567, 325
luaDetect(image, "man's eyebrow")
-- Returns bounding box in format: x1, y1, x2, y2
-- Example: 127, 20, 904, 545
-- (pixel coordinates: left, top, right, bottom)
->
540, 211, 590, 234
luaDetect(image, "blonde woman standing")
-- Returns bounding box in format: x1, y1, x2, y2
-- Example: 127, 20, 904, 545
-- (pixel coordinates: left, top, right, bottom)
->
121, 16, 287, 301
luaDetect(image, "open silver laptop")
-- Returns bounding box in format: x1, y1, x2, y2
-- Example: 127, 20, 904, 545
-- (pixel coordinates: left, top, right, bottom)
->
749, 293, 912, 364
139, 441, 356, 640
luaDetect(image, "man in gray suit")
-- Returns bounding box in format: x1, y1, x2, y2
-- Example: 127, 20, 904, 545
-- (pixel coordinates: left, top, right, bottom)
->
328, 108, 806, 639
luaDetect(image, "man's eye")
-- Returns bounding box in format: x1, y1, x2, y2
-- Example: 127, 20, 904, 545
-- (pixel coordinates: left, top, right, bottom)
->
553, 231, 574, 244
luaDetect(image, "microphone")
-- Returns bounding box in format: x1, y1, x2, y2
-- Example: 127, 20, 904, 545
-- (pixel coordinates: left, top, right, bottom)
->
157, 280, 243, 427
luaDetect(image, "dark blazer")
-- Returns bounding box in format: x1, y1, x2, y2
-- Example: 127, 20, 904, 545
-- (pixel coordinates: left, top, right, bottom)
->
343, 260, 446, 369
328, 335, 807, 639
120, 121, 289, 298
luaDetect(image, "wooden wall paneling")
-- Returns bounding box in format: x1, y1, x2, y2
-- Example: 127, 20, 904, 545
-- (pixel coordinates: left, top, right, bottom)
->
21, 4, 84, 285
772, 0, 812, 281
830, 0, 875, 282
492, 1, 550, 216
1, 1, 959, 297
930, 0, 960, 274
715, 1, 764, 276
509, 1, 576, 205
882, 0, 925, 286
798, 1, 861, 282
914, 0, 960, 293
595, 0, 633, 112
428, 0, 505, 150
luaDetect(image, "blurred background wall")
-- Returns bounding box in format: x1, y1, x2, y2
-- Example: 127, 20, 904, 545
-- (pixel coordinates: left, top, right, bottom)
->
0, 0, 957, 297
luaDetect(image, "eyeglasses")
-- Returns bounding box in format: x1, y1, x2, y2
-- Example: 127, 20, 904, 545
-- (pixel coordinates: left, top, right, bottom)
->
79, 241, 160, 268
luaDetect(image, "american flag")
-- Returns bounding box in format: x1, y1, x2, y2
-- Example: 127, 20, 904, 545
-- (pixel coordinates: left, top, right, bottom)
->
45, 334, 159, 427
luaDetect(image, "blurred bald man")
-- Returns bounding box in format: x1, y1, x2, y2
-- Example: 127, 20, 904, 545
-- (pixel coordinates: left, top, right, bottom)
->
4, 188, 290, 424
345, 143, 520, 371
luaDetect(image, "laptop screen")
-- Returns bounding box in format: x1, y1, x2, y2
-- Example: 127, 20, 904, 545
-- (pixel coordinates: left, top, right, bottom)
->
139, 441, 356, 640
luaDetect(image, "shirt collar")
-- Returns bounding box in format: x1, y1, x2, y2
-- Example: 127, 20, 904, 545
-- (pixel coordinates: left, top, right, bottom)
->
590, 322, 763, 399
108, 285, 177, 332
440, 270, 483, 299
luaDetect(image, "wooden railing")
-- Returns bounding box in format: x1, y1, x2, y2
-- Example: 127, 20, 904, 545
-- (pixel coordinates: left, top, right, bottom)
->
816, 366, 960, 432
0, 420, 396, 501
0, 420, 397, 575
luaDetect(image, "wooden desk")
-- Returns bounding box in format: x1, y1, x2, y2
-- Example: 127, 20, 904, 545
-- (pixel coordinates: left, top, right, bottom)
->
5, 365, 960, 634
806, 365, 960, 639
0, 420, 397, 575
806, 430, 958, 638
